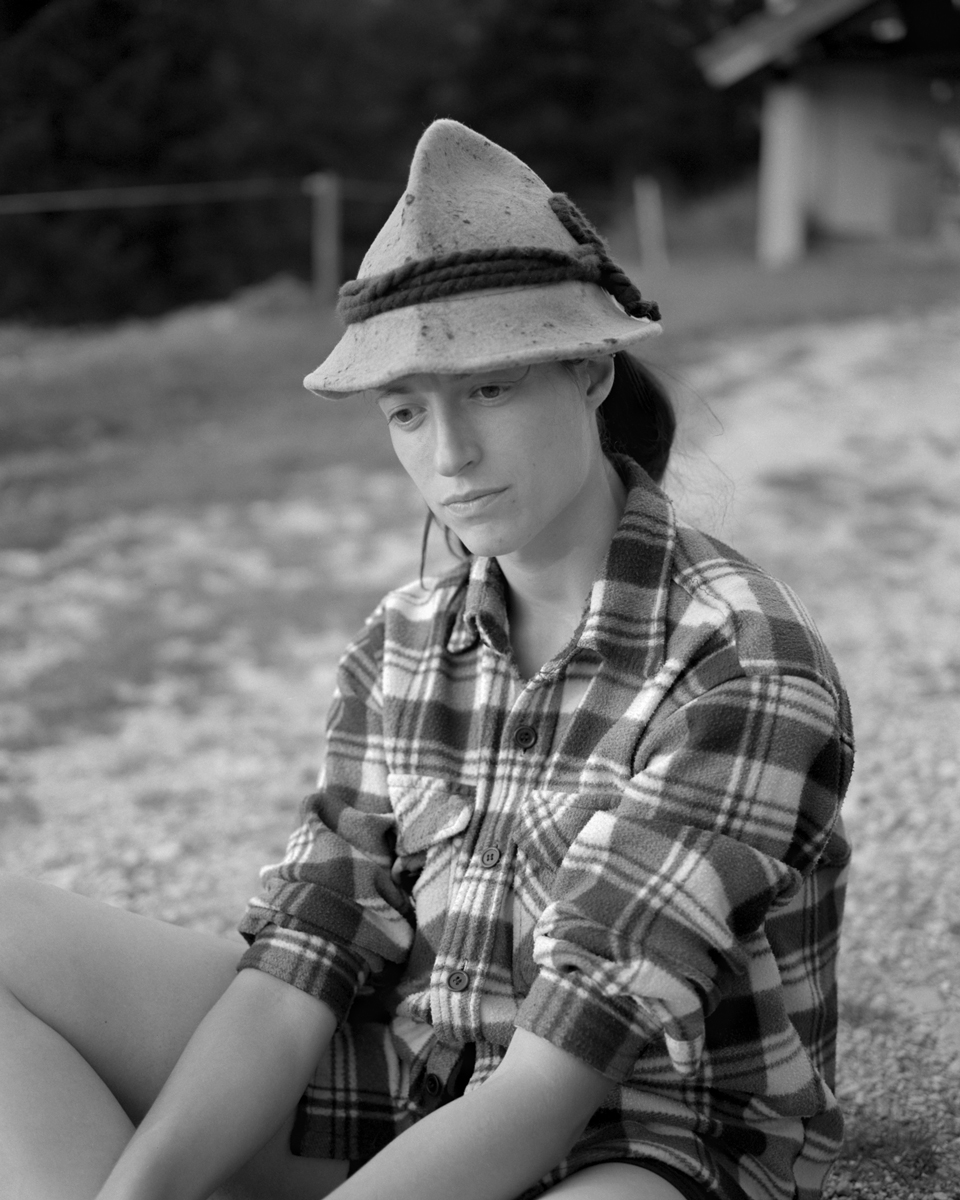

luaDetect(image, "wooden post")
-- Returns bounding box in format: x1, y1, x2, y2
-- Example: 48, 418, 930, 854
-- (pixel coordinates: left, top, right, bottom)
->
633, 176, 669, 270
303, 172, 342, 304
757, 82, 808, 267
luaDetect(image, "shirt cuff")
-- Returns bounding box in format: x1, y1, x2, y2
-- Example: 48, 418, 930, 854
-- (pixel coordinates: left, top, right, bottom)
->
514, 967, 661, 1083
237, 912, 369, 1025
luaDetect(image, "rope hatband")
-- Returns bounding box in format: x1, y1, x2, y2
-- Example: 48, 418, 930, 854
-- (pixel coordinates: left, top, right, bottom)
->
337, 244, 603, 325
337, 192, 660, 326
549, 193, 661, 323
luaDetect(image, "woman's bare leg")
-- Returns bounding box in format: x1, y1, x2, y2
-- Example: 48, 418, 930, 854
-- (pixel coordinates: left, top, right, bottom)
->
0, 872, 349, 1200
0, 980, 134, 1199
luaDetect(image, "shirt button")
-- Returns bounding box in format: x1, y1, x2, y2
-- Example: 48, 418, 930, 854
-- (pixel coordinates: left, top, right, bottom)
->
514, 724, 537, 750
424, 1073, 442, 1097
447, 969, 470, 992
480, 846, 501, 868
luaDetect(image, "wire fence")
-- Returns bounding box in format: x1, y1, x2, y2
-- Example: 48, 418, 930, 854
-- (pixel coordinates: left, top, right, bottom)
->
0, 174, 400, 303
0, 172, 673, 308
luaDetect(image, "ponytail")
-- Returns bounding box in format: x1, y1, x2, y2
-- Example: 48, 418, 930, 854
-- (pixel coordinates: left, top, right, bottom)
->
599, 352, 675, 483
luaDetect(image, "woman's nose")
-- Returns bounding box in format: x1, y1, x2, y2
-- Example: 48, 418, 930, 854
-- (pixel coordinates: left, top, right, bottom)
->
433, 412, 478, 476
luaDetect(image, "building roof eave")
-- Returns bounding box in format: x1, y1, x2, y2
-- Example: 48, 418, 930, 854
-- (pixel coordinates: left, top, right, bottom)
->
697, 0, 876, 87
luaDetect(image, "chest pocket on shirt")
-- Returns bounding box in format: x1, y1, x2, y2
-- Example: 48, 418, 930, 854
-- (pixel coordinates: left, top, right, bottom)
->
388, 774, 473, 906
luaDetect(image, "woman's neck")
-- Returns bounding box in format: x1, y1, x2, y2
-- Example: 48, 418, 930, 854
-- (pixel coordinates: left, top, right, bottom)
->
499, 457, 627, 679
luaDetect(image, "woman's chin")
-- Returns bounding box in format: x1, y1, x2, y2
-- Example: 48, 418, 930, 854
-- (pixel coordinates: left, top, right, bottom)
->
447, 524, 521, 560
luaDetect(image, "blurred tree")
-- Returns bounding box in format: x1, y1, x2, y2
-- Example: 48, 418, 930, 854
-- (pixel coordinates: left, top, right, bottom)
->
0, 0, 379, 319
450, 0, 762, 214
355, 0, 763, 201
0, 0, 53, 37
0, 0, 762, 322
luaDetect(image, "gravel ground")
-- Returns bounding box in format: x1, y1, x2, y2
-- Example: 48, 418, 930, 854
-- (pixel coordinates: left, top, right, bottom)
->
1, 300, 959, 1197
670, 305, 960, 1199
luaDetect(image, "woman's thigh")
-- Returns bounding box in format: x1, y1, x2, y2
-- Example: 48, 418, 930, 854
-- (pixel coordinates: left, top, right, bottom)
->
0, 870, 242, 1123
0, 872, 353, 1198
545, 1163, 689, 1200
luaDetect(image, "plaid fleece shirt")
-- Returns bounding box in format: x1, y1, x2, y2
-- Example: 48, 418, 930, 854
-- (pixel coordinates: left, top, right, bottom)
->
239, 459, 853, 1200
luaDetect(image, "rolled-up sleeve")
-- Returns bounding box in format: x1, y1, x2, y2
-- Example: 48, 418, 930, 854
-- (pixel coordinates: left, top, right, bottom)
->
238, 616, 414, 1023
515, 672, 851, 1081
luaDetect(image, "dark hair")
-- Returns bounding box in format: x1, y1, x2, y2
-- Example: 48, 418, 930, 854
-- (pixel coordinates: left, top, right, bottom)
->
418, 351, 676, 580
598, 351, 675, 484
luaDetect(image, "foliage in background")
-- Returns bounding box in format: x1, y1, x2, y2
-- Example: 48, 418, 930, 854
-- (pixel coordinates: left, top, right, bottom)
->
0, 0, 762, 323
0, 0, 367, 319
450, 0, 761, 215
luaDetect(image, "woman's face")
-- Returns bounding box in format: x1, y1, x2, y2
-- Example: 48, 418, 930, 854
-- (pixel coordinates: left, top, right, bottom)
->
374, 359, 613, 564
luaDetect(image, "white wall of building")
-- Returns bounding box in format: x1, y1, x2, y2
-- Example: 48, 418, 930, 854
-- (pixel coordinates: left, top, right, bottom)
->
805, 65, 960, 240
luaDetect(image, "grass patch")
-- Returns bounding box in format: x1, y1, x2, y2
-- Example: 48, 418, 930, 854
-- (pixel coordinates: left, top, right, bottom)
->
842, 1118, 941, 1183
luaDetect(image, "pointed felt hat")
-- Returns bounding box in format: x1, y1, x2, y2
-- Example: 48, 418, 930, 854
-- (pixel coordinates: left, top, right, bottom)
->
304, 119, 661, 398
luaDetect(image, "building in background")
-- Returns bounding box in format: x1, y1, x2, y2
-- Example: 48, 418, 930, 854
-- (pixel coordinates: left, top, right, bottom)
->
697, 0, 960, 264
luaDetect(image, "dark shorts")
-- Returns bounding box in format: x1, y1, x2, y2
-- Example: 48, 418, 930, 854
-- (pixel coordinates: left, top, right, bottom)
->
609, 1159, 714, 1200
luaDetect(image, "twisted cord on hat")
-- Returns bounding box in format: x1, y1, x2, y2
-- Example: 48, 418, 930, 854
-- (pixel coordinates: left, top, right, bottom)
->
548, 193, 660, 322
338, 245, 603, 325
337, 194, 660, 325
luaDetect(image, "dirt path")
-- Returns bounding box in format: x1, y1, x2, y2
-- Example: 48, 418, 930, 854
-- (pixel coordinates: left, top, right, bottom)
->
1, 299, 959, 1197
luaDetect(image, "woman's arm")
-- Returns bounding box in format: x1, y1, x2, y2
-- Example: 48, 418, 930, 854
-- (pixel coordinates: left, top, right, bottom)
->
517, 672, 852, 1083
95, 967, 337, 1200
333, 1027, 613, 1200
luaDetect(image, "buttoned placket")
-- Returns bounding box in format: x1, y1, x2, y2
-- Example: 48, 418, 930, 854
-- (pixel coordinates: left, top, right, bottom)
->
428, 648, 555, 1042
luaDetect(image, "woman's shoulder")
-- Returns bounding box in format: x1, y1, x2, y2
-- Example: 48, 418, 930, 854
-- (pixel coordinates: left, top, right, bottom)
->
342, 559, 474, 661
668, 522, 843, 693
381, 559, 473, 624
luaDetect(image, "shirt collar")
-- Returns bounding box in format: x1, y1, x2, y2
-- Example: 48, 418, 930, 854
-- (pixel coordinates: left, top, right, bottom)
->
447, 554, 511, 655
446, 458, 675, 678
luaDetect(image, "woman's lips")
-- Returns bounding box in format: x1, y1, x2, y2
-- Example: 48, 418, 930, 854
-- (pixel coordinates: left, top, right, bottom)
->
441, 487, 507, 514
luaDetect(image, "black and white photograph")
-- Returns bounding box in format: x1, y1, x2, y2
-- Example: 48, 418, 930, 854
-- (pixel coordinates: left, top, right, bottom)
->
1, 3, 959, 1198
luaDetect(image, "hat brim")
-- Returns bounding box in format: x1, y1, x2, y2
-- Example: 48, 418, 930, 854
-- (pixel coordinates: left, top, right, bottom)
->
304, 280, 660, 399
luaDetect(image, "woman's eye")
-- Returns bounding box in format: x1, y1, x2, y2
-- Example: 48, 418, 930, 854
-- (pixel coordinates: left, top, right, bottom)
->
388, 406, 419, 427
476, 384, 504, 399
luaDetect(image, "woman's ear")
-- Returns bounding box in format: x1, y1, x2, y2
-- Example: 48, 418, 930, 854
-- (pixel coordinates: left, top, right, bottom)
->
580, 356, 615, 413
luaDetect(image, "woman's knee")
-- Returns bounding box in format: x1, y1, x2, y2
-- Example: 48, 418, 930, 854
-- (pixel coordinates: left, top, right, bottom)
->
0, 870, 65, 991
0, 870, 242, 1120
0, 870, 238, 1007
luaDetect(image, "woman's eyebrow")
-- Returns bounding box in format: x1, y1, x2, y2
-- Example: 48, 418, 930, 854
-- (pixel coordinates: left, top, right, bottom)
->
373, 384, 413, 399
373, 367, 525, 401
